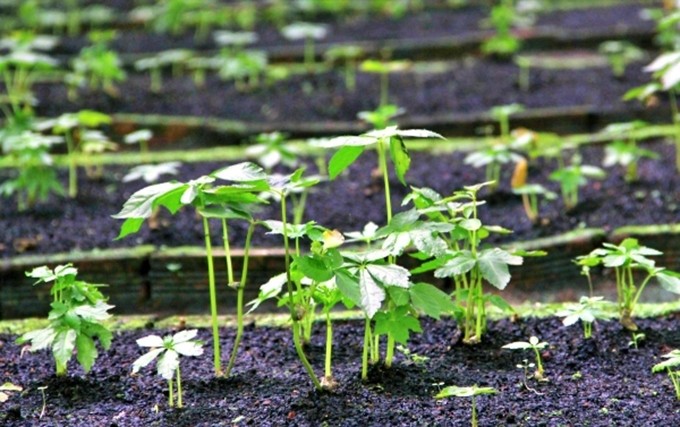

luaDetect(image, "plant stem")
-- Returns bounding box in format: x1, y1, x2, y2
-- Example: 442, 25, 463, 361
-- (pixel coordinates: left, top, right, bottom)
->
377, 139, 392, 223
324, 311, 333, 379
362, 317, 370, 380
202, 216, 222, 376
225, 221, 255, 377
168, 379, 174, 407
280, 195, 322, 390
176, 366, 183, 408
65, 131, 77, 198
379, 72, 389, 106
669, 88, 680, 171
221, 219, 235, 286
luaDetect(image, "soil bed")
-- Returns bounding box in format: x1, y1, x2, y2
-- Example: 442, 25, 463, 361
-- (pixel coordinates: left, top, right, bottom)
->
1, 140, 678, 259
2, 315, 680, 426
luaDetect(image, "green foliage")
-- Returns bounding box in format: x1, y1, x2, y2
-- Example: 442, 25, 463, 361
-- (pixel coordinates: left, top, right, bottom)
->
246, 132, 298, 171
652, 349, 680, 400
435, 384, 497, 427
132, 329, 203, 408
576, 238, 680, 331
598, 41, 643, 78
502, 336, 549, 380
556, 296, 610, 339
600, 122, 658, 182
480, 0, 523, 58
16, 264, 114, 376
549, 156, 606, 210
67, 31, 126, 98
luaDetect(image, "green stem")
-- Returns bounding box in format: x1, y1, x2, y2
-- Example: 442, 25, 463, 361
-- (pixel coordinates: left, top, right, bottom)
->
471, 395, 478, 427
385, 334, 395, 367
669, 88, 680, 171
65, 132, 77, 198
176, 366, 183, 408
202, 216, 222, 376
630, 272, 657, 313
168, 379, 174, 407
379, 72, 389, 106
377, 139, 392, 224
304, 38, 315, 68
533, 347, 544, 376
281, 195, 322, 390
325, 311, 333, 379
362, 317, 370, 380
225, 221, 256, 377
222, 219, 235, 286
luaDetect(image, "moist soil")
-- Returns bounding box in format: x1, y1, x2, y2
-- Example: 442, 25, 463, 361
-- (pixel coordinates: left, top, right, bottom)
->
1, 139, 678, 259
33, 56, 656, 131
2, 315, 680, 426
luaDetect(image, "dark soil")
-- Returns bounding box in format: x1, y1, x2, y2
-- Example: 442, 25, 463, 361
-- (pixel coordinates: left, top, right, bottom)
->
2, 315, 680, 426
1, 139, 678, 259
33, 57, 656, 129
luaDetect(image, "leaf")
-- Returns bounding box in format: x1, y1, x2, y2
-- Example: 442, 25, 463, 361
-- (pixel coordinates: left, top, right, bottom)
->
136, 335, 165, 348
132, 347, 165, 374
486, 294, 515, 313
112, 182, 185, 219
436, 385, 497, 399
366, 264, 411, 288
411, 230, 448, 258
434, 251, 476, 278
335, 269, 362, 307
174, 341, 204, 357
246, 272, 288, 313
212, 162, 267, 182
389, 136, 410, 185
478, 248, 523, 290
75, 334, 97, 373
172, 329, 199, 344
116, 218, 145, 240
73, 301, 114, 322
297, 254, 335, 283
328, 145, 365, 179
658, 271, 680, 294
322, 135, 376, 148
157, 349, 179, 380
409, 282, 456, 319
502, 341, 533, 350
53, 329, 77, 374
373, 307, 422, 344
652, 350, 680, 373
359, 269, 386, 318
18, 327, 57, 351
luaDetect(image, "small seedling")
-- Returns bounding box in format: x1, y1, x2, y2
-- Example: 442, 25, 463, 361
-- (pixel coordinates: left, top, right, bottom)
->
598, 41, 644, 78
516, 359, 543, 395
480, 0, 523, 58
124, 129, 153, 155
652, 349, 680, 400
281, 22, 328, 67
555, 296, 609, 339
132, 329, 204, 408
576, 238, 680, 330
464, 144, 523, 192
599, 121, 657, 182
511, 158, 557, 223
68, 30, 126, 98
246, 132, 298, 171
360, 59, 411, 106
324, 44, 364, 91
629, 332, 646, 349
549, 155, 606, 210
502, 336, 549, 380
435, 385, 497, 427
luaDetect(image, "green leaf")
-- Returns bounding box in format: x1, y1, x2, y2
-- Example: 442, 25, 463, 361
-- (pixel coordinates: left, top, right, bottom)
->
389, 136, 410, 185
132, 347, 164, 374
116, 217, 145, 240
212, 162, 267, 182
486, 294, 515, 313
112, 182, 185, 219
373, 307, 422, 344
658, 271, 680, 294
436, 385, 497, 399
335, 269, 362, 307
328, 145, 365, 179
17, 327, 57, 351
297, 254, 335, 283
157, 349, 179, 380
73, 301, 114, 322
387, 286, 410, 306
409, 282, 456, 319
75, 334, 97, 373
434, 251, 476, 278
367, 264, 410, 288
359, 268, 386, 318
53, 329, 77, 374
478, 248, 522, 290
501, 341, 533, 350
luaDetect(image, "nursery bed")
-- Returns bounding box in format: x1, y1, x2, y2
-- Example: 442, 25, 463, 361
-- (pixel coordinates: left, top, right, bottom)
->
1, 315, 680, 426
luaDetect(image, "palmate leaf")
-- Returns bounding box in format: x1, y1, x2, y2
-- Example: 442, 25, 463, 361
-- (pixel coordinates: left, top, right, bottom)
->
53, 329, 77, 374
212, 162, 267, 182
478, 248, 523, 290
17, 326, 57, 351
359, 268, 386, 318
389, 136, 410, 185
75, 334, 97, 373
72, 301, 114, 322
409, 282, 456, 319
132, 347, 165, 374
366, 264, 410, 288
374, 306, 422, 344
434, 251, 476, 279
157, 349, 180, 380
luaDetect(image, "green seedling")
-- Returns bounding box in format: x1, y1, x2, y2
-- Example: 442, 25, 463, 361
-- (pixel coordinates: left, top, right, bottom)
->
37, 109, 111, 198
516, 359, 543, 395
0, 129, 64, 211
652, 349, 680, 400
132, 329, 204, 408
324, 44, 364, 91
575, 238, 680, 331
490, 103, 524, 142
246, 132, 298, 172
123, 162, 181, 184
213, 31, 259, 48
599, 121, 658, 182
555, 296, 610, 339
435, 385, 497, 427
281, 22, 328, 67
114, 162, 269, 377
647, 8, 680, 51
134, 50, 192, 93
124, 129, 153, 155
598, 41, 644, 78
357, 104, 404, 130
480, 0, 523, 58
549, 155, 606, 210
216, 49, 268, 91
360, 59, 411, 106
464, 143, 523, 192
186, 56, 221, 87
629, 332, 646, 349
502, 336, 549, 380
183, 4, 231, 42
510, 158, 557, 223
68, 30, 126, 98
16, 264, 114, 376
0, 383, 22, 404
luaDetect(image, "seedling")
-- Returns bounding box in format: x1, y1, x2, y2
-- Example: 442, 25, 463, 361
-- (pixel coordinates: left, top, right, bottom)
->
652, 349, 680, 400
598, 41, 644, 78
123, 162, 181, 184
549, 155, 606, 210
464, 144, 523, 192
629, 332, 646, 349
576, 238, 680, 330
0, 383, 22, 403
516, 359, 543, 395
37, 109, 111, 198
555, 296, 609, 339
68, 30, 126, 98
511, 158, 557, 223
480, 0, 523, 58
599, 121, 658, 182
435, 385, 497, 427
281, 22, 328, 67
502, 336, 549, 380
216, 49, 268, 91
360, 59, 411, 107
134, 50, 191, 93
246, 132, 298, 172
132, 329, 204, 408
324, 44, 364, 91
114, 162, 270, 376
490, 104, 524, 142
16, 264, 114, 376
124, 129, 153, 155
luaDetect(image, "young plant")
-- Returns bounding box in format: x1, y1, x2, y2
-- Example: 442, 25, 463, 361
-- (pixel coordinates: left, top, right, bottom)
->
360, 59, 411, 107
281, 22, 328, 68
502, 336, 549, 380
216, 49, 268, 91
114, 162, 269, 376
598, 41, 644, 78
16, 264, 114, 376
123, 162, 181, 184
510, 158, 557, 223
464, 143, 523, 192
555, 296, 610, 339
124, 129, 153, 155
324, 44, 364, 91
132, 329, 203, 408
480, 0, 523, 58
134, 50, 192, 94
490, 103, 524, 142
575, 238, 680, 331
246, 132, 299, 172
599, 121, 658, 182
652, 349, 680, 400
37, 109, 111, 198
549, 155, 606, 210
435, 385, 497, 427
67, 30, 126, 98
